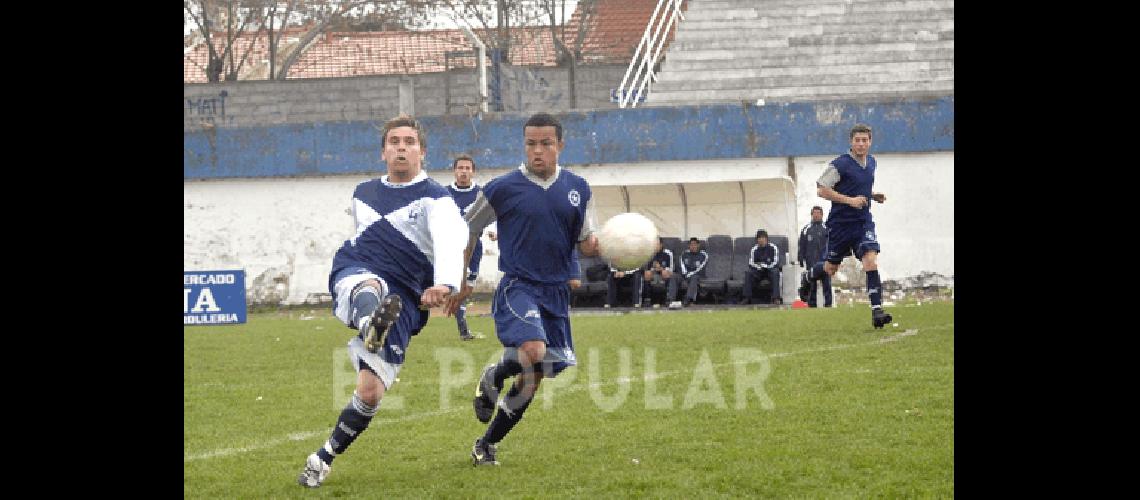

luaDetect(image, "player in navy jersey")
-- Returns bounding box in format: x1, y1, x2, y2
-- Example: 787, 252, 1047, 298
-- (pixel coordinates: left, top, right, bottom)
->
446, 112, 600, 466
797, 123, 893, 328
297, 114, 468, 488
446, 154, 484, 341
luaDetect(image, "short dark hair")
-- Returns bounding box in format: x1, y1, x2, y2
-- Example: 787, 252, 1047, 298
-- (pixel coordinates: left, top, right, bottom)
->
381, 113, 426, 150
850, 123, 872, 139
689, 237, 700, 244
811, 206, 823, 213
755, 230, 768, 239
452, 154, 474, 169
525, 112, 563, 141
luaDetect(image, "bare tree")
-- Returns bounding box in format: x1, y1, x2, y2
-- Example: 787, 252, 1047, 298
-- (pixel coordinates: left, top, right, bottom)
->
541, 0, 597, 108
265, 1, 299, 80
185, 0, 272, 82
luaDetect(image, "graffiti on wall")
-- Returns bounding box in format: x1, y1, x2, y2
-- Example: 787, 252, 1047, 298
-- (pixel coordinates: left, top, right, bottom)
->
186, 90, 230, 127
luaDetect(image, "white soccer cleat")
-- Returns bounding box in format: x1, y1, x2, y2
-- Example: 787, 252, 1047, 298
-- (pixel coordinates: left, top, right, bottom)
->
297, 453, 330, 488
668, 301, 682, 310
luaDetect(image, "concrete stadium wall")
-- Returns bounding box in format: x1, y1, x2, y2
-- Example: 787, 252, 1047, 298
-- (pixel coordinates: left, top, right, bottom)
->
184, 64, 629, 132
185, 96, 953, 304
185, 152, 953, 305
185, 97, 953, 179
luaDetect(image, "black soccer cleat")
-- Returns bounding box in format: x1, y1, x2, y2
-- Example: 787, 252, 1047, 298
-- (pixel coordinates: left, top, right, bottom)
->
471, 438, 499, 466
473, 364, 500, 423
872, 308, 893, 329
364, 294, 402, 353
797, 271, 812, 302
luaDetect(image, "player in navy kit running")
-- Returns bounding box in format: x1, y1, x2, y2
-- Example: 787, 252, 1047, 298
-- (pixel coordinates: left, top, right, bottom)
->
446, 154, 485, 341
446, 112, 600, 466
297, 114, 468, 488
798, 123, 893, 328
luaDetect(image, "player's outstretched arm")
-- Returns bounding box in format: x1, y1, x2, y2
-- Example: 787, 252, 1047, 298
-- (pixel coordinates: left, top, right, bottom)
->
445, 232, 480, 316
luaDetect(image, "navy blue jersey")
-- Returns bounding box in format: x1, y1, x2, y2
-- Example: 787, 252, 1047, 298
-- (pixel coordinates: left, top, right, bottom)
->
447, 182, 482, 216
569, 249, 581, 280
750, 242, 779, 270
447, 182, 484, 276
818, 152, 878, 224
647, 249, 674, 271
798, 221, 829, 266
329, 172, 468, 299
465, 165, 596, 286
680, 249, 709, 278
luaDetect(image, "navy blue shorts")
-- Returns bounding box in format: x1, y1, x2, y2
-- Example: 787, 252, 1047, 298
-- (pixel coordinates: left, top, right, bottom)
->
825, 219, 881, 264
492, 275, 576, 377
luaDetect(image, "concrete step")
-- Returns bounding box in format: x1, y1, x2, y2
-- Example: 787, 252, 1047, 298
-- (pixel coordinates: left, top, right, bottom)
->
650, 69, 954, 91
674, 18, 953, 39
662, 49, 952, 71
665, 40, 954, 61
689, 0, 953, 8
684, 0, 954, 19
674, 13, 953, 31
672, 28, 951, 50
645, 80, 955, 105
789, 30, 952, 45
672, 38, 791, 50
656, 60, 953, 81
684, 6, 953, 23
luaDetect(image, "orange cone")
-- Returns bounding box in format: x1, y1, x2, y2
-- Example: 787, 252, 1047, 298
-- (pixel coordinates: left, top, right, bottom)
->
791, 300, 809, 309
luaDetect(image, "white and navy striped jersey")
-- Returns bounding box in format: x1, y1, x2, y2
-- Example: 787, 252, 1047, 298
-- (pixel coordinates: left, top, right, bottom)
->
329, 171, 469, 299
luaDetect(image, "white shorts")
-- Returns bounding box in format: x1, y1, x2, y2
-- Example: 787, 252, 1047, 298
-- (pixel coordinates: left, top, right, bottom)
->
332, 268, 387, 328
331, 268, 402, 388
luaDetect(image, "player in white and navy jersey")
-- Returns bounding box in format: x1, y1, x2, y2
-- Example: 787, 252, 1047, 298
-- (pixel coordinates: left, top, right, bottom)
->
298, 114, 468, 488
446, 154, 484, 341
445, 112, 600, 466
797, 123, 893, 328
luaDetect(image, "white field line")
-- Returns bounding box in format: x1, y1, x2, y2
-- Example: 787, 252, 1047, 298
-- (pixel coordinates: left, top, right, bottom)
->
185, 328, 927, 461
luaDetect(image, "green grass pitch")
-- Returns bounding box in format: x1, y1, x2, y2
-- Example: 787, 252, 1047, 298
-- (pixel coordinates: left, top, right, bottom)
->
185, 301, 953, 497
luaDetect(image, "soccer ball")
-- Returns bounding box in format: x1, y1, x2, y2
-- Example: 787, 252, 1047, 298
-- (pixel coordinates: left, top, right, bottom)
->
596, 212, 659, 270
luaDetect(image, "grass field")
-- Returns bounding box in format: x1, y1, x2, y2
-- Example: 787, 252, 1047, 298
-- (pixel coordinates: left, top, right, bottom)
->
185, 300, 954, 498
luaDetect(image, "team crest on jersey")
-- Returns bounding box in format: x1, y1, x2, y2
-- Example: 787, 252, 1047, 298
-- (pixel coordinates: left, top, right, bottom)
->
568, 190, 580, 207
865, 231, 876, 242
408, 201, 426, 222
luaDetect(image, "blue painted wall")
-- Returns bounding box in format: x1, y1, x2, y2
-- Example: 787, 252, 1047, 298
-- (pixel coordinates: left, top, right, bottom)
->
184, 96, 953, 179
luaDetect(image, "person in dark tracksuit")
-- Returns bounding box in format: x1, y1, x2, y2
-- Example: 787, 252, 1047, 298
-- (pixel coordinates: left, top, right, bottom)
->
679, 237, 708, 306
797, 206, 832, 307
743, 230, 781, 304
641, 237, 678, 308
605, 261, 643, 308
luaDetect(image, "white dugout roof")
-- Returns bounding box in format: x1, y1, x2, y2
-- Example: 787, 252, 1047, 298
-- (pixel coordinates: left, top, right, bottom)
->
572, 158, 798, 243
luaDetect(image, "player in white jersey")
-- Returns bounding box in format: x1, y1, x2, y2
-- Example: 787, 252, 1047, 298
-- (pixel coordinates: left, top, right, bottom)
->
297, 114, 468, 488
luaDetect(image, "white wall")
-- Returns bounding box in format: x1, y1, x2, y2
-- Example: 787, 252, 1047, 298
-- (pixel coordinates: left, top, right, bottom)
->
184, 151, 952, 304
793, 152, 954, 280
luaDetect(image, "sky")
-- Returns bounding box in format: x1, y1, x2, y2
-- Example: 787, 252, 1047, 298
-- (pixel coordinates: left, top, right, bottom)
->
185, 1, 581, 36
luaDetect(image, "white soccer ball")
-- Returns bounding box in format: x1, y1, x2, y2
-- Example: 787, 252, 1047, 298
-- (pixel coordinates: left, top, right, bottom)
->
596, 212, 659, 270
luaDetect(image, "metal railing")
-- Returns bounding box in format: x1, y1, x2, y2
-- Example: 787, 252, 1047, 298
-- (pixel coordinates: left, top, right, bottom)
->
615, 0, 686, 108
